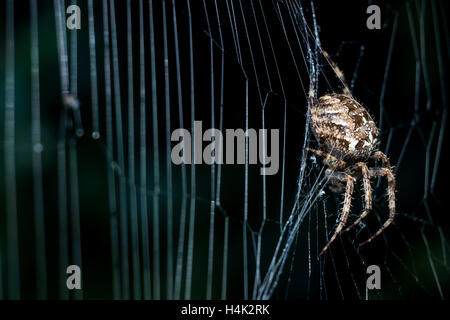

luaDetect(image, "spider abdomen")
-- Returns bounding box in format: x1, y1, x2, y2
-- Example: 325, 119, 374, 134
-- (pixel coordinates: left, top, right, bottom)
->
310, 93, 378, 162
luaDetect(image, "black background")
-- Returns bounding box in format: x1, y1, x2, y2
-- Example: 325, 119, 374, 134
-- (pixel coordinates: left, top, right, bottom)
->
0, 0, 449, 300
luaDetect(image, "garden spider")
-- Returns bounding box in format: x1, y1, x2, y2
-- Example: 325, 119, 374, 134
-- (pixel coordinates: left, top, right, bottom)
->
306, 49, 396, 255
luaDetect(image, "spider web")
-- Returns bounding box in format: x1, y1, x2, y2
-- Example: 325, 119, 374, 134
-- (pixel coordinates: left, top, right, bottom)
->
0, 0, 449, 300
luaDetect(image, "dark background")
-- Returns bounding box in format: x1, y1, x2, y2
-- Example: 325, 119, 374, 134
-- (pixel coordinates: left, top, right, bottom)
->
0, 0, 449, 300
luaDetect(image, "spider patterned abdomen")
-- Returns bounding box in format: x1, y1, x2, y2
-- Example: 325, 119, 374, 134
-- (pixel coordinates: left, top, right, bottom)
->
310, 93, 378, 162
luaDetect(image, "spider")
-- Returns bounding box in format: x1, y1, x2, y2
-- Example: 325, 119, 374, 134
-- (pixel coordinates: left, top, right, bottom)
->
306, 49, 396, 255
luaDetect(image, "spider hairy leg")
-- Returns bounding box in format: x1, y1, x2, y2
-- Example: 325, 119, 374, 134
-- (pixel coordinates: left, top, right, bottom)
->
371, 151, 392, 168
359, 167, 396, 246
345, 162, 372, 232
320, 173, 354, 255
321, 49, 351, 96
304, 148, 347, 170
308, 77, 317, 106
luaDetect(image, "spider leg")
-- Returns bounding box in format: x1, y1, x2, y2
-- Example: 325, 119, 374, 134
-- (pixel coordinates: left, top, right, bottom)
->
308, 76, 317, 106
322, 49, 351, 96
305, 148, 347, 170
359, 167, 396, 246
371, 151, 391, 168
345, 163, 372, 232
320, 173, 354, 255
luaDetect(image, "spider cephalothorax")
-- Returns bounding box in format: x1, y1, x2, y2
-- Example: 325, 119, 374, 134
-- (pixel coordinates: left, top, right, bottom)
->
307, 50, 396, 255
